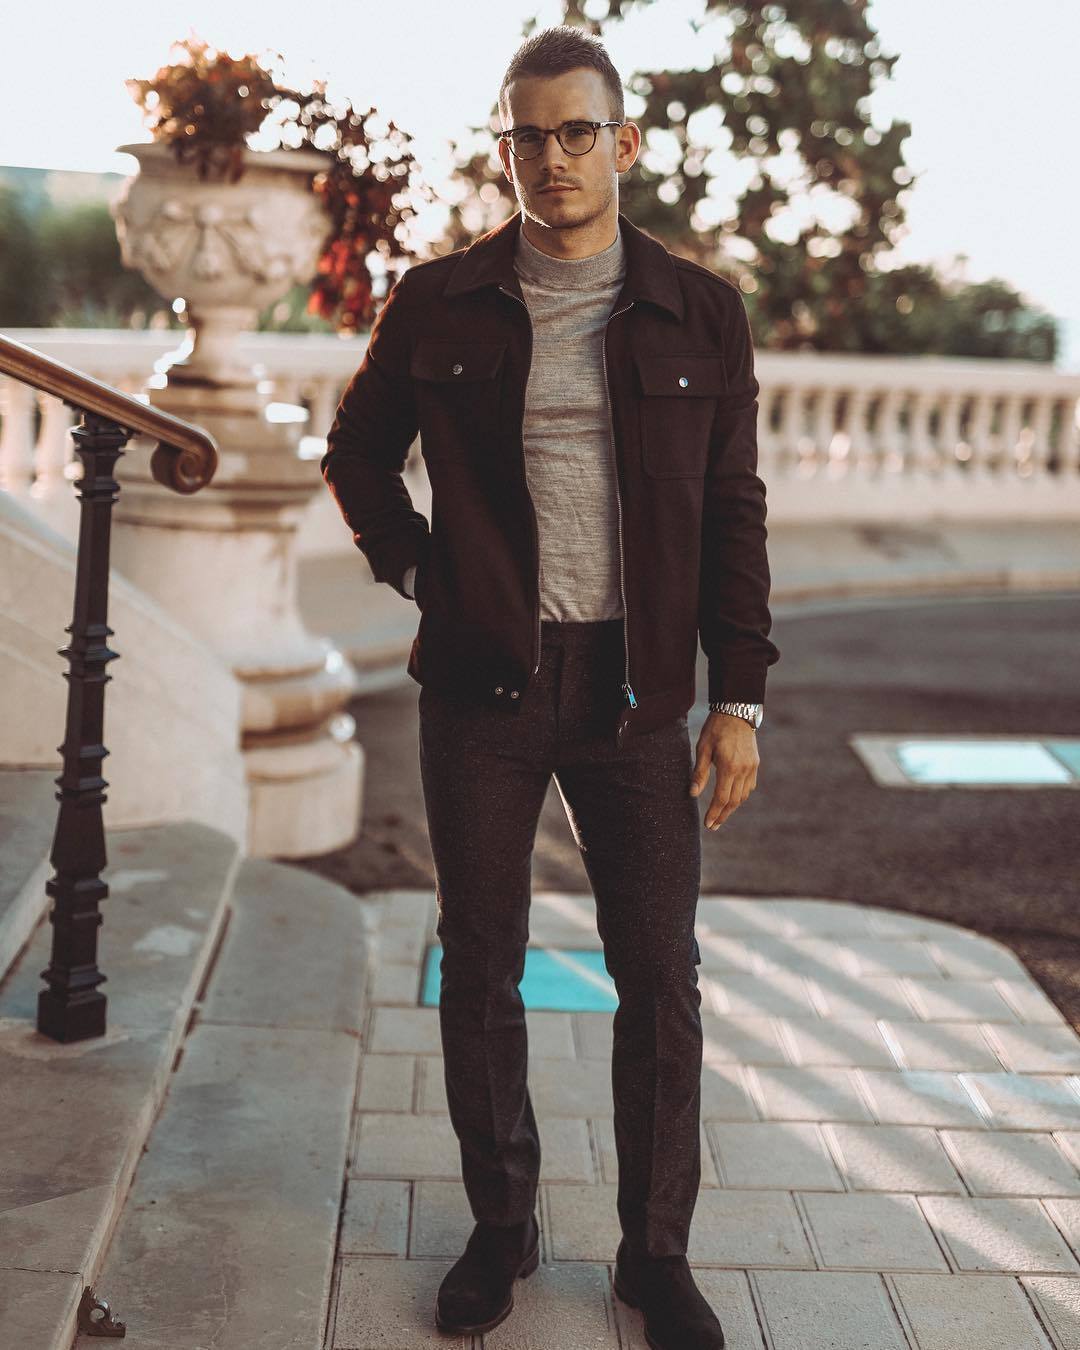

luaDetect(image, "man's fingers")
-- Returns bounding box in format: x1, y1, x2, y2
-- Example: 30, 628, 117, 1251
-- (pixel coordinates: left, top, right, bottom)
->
706, 768, 753, 829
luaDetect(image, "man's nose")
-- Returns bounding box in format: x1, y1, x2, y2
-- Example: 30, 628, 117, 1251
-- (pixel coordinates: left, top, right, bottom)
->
538, 132, 570, 171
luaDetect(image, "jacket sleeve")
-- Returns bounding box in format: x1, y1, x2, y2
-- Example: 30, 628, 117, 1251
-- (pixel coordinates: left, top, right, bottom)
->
698, 287, 781, 704
320, 267, 430, 599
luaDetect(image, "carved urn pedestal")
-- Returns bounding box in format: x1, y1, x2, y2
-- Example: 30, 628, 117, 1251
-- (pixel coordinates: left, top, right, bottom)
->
110, 141, 362, 858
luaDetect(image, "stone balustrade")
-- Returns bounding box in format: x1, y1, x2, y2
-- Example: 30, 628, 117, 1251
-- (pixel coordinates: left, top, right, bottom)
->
2, 329, 1078, 527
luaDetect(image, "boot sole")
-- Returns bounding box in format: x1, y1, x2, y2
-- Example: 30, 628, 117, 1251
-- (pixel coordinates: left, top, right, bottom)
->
434, 1242, 540, 1334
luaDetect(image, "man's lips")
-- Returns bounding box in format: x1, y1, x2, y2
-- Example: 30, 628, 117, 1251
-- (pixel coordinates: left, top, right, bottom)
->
541, 185, 576, 193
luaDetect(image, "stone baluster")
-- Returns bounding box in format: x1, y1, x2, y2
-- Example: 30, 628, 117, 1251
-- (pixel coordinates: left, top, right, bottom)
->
0, 376, 36, 495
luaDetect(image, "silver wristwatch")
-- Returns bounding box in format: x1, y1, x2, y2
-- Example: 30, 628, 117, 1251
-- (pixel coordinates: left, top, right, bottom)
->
708, 700, 764, 729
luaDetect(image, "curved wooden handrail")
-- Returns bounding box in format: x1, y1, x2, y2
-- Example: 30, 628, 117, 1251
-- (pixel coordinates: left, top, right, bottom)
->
0, 331, 218, 493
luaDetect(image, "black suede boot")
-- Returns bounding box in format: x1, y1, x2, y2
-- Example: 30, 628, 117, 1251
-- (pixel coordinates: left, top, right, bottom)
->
435, 1212, 541, 1334
613, 1237, 725, 1350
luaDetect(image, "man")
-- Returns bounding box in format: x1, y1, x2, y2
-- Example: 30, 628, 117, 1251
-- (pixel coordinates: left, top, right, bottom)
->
321, 25, 780, 1350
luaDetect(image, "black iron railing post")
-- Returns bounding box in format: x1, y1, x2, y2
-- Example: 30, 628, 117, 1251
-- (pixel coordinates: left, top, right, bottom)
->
36, 410, 131, 1043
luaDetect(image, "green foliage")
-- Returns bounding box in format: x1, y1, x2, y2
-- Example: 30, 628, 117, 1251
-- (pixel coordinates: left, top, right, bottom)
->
0, 191, 171, 329
0, 188, 47, 325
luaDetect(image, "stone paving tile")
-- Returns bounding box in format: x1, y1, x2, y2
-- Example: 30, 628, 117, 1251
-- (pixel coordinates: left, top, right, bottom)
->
580, 1011, 785, 1066
686, 1190, 816, 1267
798, 1192, 949, 1271
409, 1178, 481, 1259
356, 1053, 416, 1112
880, 1020, 1004, 1072
856, 1070, 989, 1127
543, 1182, 622, 1260
544, 1183, 816, 1267
369, 959, 422, 1006
810, 973, 922, 1020
614, 1269, 764, 1350
903, 977, 1022, 1023
982, 1024, 1080, 1074
368, 1006, 444, 1055
963, 1074, 1080, 1129
887, 1272, 1054, 1349
707, 1121, 844, 1190
1022, 1276, 1080, 1350
940, 1129, 1080, 1197
378, 891, 437, 930
919, 1196, 1080, 1273
492, 1260, 621, 1349
1042, 1198, 1080, 1259
746, 1065, 876, 1122
752, 1269, 909, 1349
927, 935, 1030, 981
842, 938, 944, 977
747, 934, 861, 976
699, 1014, 793, 1066
694, 930, 762, 972
694, 897, 800, 936
592, 1116, 719, 1186
376, 925, 428, 965
756, 898, 882, 937
822, 1124, 966, 1194
779, 1017, 898, 1069
708, 969, 821, 1017
528, 1059, 616, 1117
996, 980, 1071, 1025
700, 1062, 761, 1120
333, 1255, 467, 1348
352, 1111, 461, 1180
340, 1179, 411, 1257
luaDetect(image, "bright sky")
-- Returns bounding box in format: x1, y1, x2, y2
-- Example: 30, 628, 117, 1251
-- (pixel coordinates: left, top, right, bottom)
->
2, 0, 1077, 367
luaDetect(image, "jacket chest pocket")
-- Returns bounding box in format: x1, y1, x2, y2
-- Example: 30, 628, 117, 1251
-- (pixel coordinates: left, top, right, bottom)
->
635, 352, 727, 478
410, 339, 507, 461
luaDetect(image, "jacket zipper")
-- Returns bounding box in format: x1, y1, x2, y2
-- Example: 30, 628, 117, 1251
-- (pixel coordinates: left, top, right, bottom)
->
497, 284, 541, 678
603, 299, 637, 740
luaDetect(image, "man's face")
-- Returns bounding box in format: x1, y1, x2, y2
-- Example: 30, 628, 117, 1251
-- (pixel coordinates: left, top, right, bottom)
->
498, 67, 639, 232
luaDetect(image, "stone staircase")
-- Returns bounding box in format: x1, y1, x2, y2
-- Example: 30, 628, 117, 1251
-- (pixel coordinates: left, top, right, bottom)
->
0, 769, 378, 1349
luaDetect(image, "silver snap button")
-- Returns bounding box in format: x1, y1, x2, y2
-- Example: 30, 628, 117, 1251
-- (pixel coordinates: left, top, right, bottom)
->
451, 363, 463, 375
509, 690, 520, 698
678, 376, 689, 388
495, 685, 504, 694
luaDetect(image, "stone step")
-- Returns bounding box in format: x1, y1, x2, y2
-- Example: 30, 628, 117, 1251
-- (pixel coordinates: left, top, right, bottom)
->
0, 767, 59, 983
0, 819, 242, 1349
68, 854, 377, 1349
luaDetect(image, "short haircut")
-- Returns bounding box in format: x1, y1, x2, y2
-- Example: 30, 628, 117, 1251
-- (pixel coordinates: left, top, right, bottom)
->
498, 25, 626, 126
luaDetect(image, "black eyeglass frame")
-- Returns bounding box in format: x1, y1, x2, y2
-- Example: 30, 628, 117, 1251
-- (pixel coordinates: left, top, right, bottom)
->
498, 120, 625, 159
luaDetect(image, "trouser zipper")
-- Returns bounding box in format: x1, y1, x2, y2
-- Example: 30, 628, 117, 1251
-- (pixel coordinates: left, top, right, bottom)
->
498, 284, 541, 679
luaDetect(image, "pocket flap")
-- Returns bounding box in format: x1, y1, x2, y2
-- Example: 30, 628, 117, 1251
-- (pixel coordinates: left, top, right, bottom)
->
634, 352, 727, 397
411, 340, 507, 382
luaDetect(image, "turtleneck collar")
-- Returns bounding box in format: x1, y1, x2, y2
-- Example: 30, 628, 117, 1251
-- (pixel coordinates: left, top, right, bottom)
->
513, 216, 626, 290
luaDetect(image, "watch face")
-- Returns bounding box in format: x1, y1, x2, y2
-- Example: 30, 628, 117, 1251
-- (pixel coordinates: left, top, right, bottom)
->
752, 705, 764, 728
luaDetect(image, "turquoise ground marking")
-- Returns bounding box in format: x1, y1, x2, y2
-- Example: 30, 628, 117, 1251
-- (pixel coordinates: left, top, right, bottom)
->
894, 739, 1073, 785
421, 945, 618, 1011
1045, 740, 1080, 778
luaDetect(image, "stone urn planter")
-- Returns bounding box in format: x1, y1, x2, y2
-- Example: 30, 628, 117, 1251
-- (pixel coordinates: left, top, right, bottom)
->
107, 141, 364, 859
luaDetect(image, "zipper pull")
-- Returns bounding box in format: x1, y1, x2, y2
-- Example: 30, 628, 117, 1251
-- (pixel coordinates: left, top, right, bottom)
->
622, 683, 637, 709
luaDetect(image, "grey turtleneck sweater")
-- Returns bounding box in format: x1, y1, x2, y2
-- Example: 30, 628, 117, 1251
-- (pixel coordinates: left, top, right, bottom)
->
404, 216, 627, 620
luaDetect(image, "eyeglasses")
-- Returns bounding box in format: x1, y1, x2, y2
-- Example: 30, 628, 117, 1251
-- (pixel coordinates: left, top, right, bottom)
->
499, 120, 624, 160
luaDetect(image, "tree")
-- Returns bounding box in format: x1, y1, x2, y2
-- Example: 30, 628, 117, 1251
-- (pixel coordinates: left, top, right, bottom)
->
441, 0, 1057, 361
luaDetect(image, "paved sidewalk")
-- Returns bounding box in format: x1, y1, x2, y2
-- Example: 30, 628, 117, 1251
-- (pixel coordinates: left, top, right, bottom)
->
329, 891, 1080, 1349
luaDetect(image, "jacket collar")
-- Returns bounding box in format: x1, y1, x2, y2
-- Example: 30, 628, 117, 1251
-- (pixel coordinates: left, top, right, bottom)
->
442, 208, 685, 323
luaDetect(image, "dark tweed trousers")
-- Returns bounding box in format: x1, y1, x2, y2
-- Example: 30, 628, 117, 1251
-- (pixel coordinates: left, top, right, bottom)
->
418, 616, 704, 1256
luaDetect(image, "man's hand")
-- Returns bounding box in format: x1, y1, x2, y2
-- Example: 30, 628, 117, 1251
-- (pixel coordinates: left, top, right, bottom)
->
689, 712, 760, 829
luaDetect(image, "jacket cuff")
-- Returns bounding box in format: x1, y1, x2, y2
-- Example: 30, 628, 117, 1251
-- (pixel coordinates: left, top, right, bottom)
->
707, 661, 769, 705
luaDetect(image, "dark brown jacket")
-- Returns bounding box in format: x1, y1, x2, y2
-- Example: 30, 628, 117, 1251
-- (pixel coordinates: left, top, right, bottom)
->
321, 208, 780, 744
